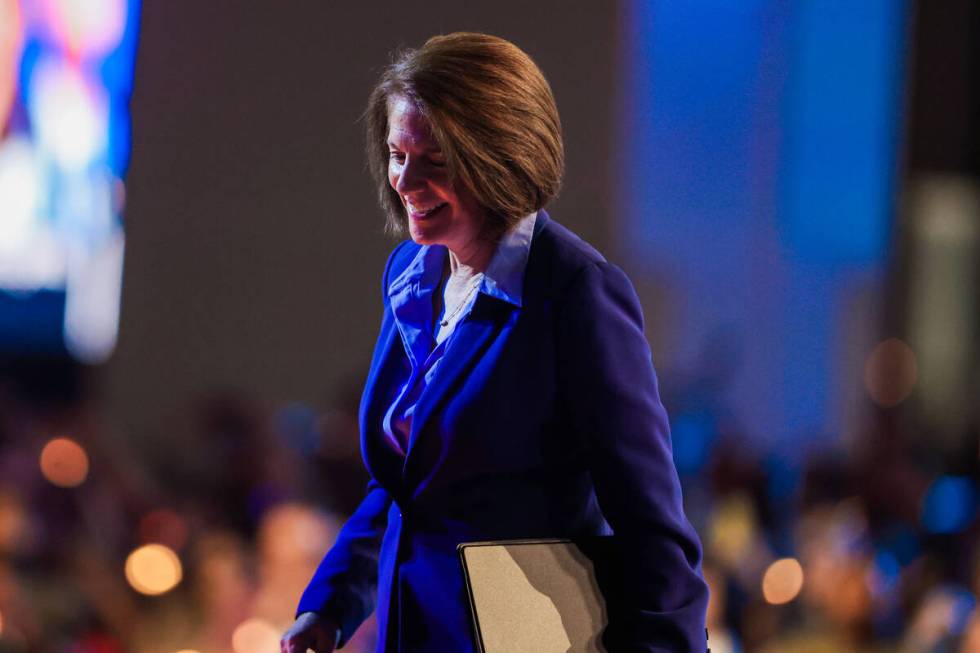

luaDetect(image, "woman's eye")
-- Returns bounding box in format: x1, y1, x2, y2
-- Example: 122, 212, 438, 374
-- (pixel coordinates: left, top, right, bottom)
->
389, 152, 405, 163
429, 158, 446, 167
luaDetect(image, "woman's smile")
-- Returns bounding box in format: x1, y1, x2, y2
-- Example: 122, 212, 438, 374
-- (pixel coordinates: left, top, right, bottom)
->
405, 201, 448, 220
386, 95, 489, 263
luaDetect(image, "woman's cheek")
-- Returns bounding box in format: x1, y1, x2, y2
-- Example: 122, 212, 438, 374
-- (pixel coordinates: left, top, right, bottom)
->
387, 162, 400, 191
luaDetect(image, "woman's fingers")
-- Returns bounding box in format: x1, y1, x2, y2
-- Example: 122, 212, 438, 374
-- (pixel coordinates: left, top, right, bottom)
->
281, 616, 315, 653
281, 628, 313, 653
280, 633, 305, 653
280, 613, 338, 653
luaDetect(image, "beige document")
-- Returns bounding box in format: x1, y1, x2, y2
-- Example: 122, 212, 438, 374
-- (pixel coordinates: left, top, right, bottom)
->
459, 539, 610, 653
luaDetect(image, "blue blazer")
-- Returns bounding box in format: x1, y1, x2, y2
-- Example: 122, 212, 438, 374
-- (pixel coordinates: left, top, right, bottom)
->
298, 211, 709, 652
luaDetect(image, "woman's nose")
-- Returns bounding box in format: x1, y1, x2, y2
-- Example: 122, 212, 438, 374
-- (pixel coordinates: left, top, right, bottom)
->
395, 159, 425, 194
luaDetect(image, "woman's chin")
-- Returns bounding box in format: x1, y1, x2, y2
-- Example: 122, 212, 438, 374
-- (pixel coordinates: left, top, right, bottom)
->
407, 218, 446, 245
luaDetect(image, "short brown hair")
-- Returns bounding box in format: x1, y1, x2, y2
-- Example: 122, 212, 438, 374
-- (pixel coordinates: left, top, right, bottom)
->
365, 32, 564, 238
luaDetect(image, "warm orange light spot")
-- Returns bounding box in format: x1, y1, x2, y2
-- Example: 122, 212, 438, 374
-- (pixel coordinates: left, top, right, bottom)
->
864, 338, 917, 407
231, 618, 280, 653
707, 494, 757, 569
0, 491, 27, 554
762, 557, 804, 605
258, 503, 338, 564
124, 544, 182, 595
0, 0, 22, 131
174, 650, 200, 653
39, 437, 89, 487
0, 606, 4, 635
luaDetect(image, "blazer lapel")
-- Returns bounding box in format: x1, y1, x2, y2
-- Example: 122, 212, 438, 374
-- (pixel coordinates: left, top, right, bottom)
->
402, 295, 512, 481
400, 212, 550, 486
359, 308, 407, 484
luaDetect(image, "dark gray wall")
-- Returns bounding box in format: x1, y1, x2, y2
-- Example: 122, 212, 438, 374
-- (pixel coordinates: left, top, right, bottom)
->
104, 2, 619, 443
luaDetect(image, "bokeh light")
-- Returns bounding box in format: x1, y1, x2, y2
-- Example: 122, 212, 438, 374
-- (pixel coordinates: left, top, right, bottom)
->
0, 138, 43, 256
864, 337, 917, 407
0, 490, 28, 554
920, 476, 977, 534
39, 0, 127, 59
963, 611, 980, 653
258, 503, 337, 564
231, 617, 280, 653
174, 649, 200, 653
29, 58, 108, 169
193, 532, 252, 618
762, 557, 804, 605
39, 437, 89, 487
0, 0, 22, 131
4, 0, 133, 361
124, 544, 183, 595
707, 494, 758, 570
252, 504, 340, 625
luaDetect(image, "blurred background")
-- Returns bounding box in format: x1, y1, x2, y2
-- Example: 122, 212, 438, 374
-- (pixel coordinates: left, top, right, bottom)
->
1, 1, 978, 652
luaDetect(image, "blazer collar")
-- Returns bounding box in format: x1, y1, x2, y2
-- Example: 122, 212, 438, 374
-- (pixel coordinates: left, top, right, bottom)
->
385, 211, 539, 309
364, 209, 552, 493
481, 211, 536, 307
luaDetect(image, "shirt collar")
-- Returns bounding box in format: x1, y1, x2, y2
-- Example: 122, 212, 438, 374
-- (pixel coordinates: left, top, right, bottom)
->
386, 210, 537, 307
386, 242, 445, 298
480, 210, 536, 307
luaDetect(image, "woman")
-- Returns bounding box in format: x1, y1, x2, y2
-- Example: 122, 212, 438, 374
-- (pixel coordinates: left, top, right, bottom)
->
281, 32, 708, 653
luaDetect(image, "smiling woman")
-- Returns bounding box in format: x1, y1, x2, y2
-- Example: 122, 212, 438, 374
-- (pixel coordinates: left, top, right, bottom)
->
385, 96, 489, 267
281, 32, 709, 653
365, 33, 563, 244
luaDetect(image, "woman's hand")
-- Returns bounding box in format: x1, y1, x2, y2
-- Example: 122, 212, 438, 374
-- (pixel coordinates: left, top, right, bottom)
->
280, 612, 341, 653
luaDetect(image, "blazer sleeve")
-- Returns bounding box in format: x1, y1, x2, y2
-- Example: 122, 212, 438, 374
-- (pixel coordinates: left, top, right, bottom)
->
557, 261, 709, 653
296, 480, 392, 647
295, 241, 410, 646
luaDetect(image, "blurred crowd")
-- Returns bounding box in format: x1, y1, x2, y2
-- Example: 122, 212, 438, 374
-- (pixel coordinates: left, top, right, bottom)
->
662, 341, 980, 653
0, 370, 375, 653
0, 353, 977, 653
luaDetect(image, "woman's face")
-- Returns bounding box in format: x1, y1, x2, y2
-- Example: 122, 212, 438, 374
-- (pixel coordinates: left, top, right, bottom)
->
386, 96, 486, 252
